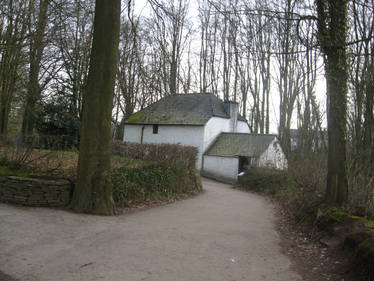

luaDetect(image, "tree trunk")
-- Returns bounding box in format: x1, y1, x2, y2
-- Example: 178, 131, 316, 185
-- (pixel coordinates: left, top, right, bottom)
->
22, 0, 50, 136
71, 0, 120, 215
317, 0, 349, 206
0, 0, 26, 136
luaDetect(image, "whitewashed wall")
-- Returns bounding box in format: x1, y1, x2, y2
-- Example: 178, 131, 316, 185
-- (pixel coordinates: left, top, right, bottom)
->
237, 121, 251, 133
123, 124, 205, 169
123, 117, 250, 171
258, 139, 288, 170
203, 117, 250, 151
203, 117, 230, 151
123, 125, 143, 143
202, 155, 238, 183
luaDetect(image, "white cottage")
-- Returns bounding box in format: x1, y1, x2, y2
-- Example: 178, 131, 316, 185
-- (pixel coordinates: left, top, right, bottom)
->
123, 93, 250, 169
203, 133, 288, 183
123, 93, 287, 182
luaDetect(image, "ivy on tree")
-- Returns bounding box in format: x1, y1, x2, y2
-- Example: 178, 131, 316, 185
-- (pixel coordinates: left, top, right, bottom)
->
316, 0, 349, 206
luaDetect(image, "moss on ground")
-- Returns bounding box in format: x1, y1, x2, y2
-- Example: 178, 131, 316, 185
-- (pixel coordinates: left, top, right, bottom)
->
316, 206, 361, 229
0, 166, 29, 178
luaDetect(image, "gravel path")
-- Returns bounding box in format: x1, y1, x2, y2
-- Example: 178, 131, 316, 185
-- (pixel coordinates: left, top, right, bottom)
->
0, 178, 301, 281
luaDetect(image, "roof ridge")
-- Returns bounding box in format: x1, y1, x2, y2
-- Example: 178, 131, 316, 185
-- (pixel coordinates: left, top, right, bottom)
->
221, 132, 277, 137
126, 93, 243, 125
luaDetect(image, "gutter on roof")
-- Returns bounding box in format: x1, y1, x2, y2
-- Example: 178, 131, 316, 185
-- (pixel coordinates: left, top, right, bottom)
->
124, 122, 205, 126
219, 132, 278, 137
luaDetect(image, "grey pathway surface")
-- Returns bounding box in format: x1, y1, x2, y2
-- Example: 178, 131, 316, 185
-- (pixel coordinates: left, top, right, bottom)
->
0, 178, 301, 281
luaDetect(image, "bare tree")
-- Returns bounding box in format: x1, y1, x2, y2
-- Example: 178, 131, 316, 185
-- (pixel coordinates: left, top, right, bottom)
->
54, 0, 94, 122
22, 0, 51, 136
148, 0, 191, 95
274, 0, 303, 155
114, 15, 142, 139
0, 0, 29, 136
317, 0, 349, 206
198, 0, 220, 95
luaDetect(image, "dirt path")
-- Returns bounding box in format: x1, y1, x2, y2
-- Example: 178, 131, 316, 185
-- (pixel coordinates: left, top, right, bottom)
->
0, 178, 301, 281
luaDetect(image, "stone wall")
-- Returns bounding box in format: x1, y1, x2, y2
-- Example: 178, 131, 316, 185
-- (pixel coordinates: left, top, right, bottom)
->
0, 176, 72, 207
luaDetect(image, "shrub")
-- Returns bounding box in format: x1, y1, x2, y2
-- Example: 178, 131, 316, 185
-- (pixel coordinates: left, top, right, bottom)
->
112, 163, 202, 207
238, 165, 324, 227
287, 152, 327, 195
238, 167, 289, 194
0, 136, 77, 175
36, 94, 81, 145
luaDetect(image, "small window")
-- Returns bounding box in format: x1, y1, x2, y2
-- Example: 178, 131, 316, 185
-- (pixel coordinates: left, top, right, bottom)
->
153, 124, 159, 134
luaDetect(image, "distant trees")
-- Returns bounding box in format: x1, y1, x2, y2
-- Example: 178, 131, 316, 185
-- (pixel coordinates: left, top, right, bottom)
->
22, 0, 51, 136
345, 0, 374, 208
0, 1, 29, 136
54, 0, 94, 127
148, 0, 191, 96
198, 0, 220, 95
348, 1, 374, 167
0, 0, 320, 144
43, 0, 94, 142
274, 0, 303, 155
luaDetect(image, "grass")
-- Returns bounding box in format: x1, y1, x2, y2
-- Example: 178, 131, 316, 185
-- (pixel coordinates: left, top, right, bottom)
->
0, 145, 148, 179
0, 166, 29, 177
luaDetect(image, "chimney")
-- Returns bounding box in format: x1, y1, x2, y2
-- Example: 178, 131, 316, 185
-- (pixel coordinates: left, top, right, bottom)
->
224, 101, 238, 132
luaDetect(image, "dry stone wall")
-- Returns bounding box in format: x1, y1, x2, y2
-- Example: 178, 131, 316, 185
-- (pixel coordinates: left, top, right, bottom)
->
0, 176, 72, 207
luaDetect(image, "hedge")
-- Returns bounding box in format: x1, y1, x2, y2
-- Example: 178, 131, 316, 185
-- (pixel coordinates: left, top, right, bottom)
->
112, 141, 198, 170
112, 163, 202, 207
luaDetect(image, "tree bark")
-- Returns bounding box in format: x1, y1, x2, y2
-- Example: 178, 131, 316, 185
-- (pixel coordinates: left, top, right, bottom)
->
22, 0, 50, 136
0, 0, 28, 135
71, 0, 120, 215
317, 0, 349, 206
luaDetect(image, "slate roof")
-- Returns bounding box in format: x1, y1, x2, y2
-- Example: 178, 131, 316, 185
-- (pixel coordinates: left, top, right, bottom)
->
126, 93, 246, 125
205, 133, 277, 157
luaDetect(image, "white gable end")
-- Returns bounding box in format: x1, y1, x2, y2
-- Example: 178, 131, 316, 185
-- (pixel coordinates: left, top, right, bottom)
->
258, 139, 288, 170
203, 117, 250, 152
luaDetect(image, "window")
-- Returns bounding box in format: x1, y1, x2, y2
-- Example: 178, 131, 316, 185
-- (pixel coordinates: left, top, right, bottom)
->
153, 124, 159, 134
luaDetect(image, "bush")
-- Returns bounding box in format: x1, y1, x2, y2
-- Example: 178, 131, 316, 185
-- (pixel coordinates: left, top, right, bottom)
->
112, 141, 198, 170
238, 165, 324, 227
238, 167, 289, 194
0, 136, 78, 174
288, 152, 327, 195
36, 94, 81, 145
112, 163, 202, 207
